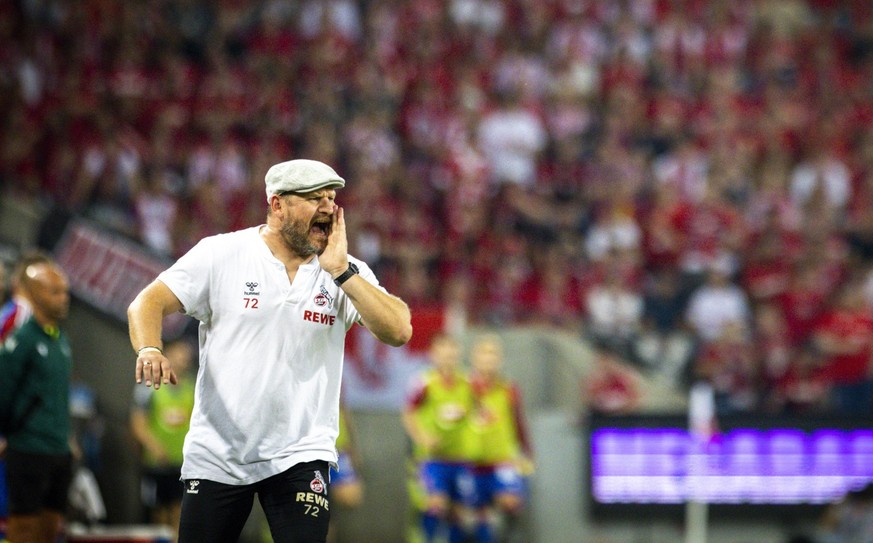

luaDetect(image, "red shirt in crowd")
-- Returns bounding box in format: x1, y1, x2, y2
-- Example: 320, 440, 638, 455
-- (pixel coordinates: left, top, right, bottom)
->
813, 307, 873, 385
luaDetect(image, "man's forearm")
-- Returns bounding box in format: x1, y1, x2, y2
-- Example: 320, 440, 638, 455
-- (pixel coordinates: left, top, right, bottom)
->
128, 297, 166, 352
127, 280, 183, 352
340, 276, 412, 347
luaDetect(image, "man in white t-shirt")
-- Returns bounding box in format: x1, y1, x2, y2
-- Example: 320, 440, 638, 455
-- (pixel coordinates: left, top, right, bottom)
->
127, 159, 412, 543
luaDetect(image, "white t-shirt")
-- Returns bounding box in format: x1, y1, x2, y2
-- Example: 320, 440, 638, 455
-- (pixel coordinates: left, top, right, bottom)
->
685, 284, 750, 342
158, 226, 378, 484
477, 107, 547, 187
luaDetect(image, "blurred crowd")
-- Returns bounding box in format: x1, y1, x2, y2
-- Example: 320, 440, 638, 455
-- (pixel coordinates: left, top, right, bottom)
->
3, 0, 873, 416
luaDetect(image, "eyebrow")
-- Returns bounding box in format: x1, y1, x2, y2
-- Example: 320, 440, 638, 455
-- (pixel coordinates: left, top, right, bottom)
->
305, 191, 336, 198
280, 190, 336, 198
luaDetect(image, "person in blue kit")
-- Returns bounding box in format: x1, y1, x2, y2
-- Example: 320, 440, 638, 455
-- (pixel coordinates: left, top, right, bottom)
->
0, 258, 74, 543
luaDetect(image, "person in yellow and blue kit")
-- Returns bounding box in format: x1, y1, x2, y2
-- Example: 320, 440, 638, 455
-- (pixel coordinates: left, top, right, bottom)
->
465, 334, 534, 543
402, 334, 476, 543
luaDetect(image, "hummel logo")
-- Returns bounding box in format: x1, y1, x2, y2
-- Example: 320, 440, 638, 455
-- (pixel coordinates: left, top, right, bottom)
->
244, 281, 261, 296
246, 282, 258, 290
187, 480, 200, 494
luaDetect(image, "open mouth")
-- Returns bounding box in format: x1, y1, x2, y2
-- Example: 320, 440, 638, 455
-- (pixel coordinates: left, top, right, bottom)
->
311, 221, 331, 237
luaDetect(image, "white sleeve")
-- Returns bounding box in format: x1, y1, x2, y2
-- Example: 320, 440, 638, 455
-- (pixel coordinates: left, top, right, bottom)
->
157, 237, 214, 323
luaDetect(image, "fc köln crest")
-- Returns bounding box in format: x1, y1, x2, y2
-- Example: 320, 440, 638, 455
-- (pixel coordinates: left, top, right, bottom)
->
310, 470, 326, 494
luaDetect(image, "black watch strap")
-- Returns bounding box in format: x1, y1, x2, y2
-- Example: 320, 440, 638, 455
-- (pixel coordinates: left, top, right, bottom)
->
333, 263, 359, 286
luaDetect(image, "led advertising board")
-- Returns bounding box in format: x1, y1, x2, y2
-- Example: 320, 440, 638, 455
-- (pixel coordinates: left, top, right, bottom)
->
587, 414, 873, 517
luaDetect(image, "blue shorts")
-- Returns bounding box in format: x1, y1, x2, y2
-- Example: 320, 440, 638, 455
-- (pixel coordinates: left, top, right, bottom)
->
471, 464, 526, 508
418, 461, 476, 504
329, 452, 359, 487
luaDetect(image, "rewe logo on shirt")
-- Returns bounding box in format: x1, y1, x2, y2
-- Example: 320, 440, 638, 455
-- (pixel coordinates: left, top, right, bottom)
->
303, 310, 336, 326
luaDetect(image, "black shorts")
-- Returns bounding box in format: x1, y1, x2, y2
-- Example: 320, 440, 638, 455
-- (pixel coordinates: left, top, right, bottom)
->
6, 449, 73, 515
179, 460, 331, 543
142, 466, 183, 507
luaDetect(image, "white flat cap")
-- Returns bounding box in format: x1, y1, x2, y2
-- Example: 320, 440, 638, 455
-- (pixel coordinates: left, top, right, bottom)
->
265, 159, 346, 202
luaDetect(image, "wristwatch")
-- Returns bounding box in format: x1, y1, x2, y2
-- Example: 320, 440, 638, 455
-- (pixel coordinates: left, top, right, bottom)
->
333, 262, 359, 286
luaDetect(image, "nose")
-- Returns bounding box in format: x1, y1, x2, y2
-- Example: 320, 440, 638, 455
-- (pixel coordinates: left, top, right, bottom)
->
318, 197, 334, 213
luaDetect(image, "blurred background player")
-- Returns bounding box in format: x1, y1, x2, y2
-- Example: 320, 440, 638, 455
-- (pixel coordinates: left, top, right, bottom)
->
402, 334, 475, 543
129, 337, 196, 542
0, 258, 73, 543
466, 334, 534, 543
327, 400, 364, 543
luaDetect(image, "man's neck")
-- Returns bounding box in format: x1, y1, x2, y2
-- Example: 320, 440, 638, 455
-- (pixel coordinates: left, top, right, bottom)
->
32, 312, 60, 337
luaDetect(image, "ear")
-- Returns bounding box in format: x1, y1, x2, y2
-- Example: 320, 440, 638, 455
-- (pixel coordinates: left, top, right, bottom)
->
269, 194, 285, 216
